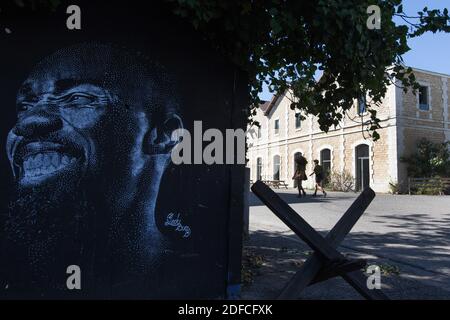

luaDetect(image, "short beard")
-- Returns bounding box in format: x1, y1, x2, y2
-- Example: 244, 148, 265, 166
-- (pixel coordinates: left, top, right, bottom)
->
1, 175, 167, 298
2, 182, 97, 298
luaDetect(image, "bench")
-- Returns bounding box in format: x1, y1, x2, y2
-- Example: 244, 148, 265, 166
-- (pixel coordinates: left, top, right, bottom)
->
263, 180, 289, 189
408, 177, 450, 195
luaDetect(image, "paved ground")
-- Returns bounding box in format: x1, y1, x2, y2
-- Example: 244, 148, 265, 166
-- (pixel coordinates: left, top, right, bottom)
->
241, 188, 450, 299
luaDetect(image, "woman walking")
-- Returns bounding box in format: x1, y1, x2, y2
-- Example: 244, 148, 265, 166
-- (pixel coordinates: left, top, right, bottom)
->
310, 159, 327, 197
292, 153, 308, 197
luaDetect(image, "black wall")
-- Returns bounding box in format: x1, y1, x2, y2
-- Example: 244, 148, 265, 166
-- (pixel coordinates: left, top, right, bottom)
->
0, 0, 247, 299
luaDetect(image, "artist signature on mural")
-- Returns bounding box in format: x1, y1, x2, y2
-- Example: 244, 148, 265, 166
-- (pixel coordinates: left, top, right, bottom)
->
165, 213, 191, 238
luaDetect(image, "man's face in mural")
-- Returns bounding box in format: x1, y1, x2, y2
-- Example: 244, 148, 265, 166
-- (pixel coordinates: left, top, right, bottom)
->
10, 79, 110, 190
3, 44, 182, 294
7, 44, 181, 204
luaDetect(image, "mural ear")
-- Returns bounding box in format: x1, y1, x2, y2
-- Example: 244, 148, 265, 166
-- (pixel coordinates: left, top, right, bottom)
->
144, 114, 183, 155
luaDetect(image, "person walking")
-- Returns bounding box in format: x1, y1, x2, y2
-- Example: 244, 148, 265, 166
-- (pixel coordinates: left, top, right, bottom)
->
310, 159, 327, 197
292, 153, 308, 197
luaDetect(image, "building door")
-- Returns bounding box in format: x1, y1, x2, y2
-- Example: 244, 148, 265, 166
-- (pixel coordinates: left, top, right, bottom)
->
355, 144, 370, 191
320, 148, 331, 181
256, 157, 262, 181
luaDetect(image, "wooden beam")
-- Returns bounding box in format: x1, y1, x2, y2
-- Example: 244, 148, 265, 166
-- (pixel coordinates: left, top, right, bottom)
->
310, 259, 366, 285
251, 181, 344, 261
250, 182, 387, 300
276, 187, 387, 299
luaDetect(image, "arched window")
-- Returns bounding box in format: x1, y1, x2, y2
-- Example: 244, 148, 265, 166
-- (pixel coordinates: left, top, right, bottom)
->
256, 157, 263, 181
273, 155, 281, 180
355, 144, 370, 191
320, 148, 331, 175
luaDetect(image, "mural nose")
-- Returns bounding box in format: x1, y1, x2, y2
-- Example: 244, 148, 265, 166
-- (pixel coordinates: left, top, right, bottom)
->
13, 113, 63, 138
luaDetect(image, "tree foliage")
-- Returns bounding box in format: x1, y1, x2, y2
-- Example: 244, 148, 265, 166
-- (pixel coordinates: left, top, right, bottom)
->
401, 138, 450, 178
2, 0, 450, 140
167, 0, 450, 140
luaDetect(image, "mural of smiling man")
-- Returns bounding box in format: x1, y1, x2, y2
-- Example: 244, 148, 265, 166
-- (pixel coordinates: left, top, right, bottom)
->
1, 43, 183, 298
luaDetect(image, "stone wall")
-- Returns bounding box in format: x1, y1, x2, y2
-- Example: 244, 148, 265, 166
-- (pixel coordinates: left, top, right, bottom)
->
248, 70, 450, 193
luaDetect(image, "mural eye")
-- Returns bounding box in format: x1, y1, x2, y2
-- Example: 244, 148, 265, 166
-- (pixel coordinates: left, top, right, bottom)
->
65, 93, 95, 105
17, 102, 32, 112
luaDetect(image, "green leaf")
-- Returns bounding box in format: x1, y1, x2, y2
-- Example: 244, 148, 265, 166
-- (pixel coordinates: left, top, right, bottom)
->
166, 0, 450, 141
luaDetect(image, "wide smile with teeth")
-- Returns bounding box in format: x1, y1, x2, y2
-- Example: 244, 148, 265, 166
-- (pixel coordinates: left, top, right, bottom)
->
22, 151, 78, 179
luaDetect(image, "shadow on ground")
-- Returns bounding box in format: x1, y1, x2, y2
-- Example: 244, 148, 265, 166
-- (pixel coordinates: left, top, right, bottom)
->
249, 191, 354, 206
242, 224, 450, 299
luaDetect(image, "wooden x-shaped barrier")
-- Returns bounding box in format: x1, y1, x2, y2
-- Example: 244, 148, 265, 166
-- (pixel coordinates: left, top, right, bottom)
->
251, 181, 388, 300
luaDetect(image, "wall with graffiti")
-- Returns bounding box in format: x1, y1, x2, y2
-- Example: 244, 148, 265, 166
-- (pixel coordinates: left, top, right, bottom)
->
0, 1, 246, 299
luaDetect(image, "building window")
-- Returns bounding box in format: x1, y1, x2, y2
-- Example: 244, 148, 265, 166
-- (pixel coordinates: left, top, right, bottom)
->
320, 149, 331, 176
419, 86, 429, 111
273, 155, 281, 180
295, 112, 301, 129
257, 126, 262, 139
357, 95, 366, 115
274, 119, 280, 135
256, 157, 263, 181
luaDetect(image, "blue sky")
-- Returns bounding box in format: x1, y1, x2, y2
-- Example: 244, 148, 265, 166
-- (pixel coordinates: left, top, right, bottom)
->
259, 0, 450, 101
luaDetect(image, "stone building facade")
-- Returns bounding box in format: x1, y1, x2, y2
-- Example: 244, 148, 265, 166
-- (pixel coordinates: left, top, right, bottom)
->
247, 68, 450, 193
